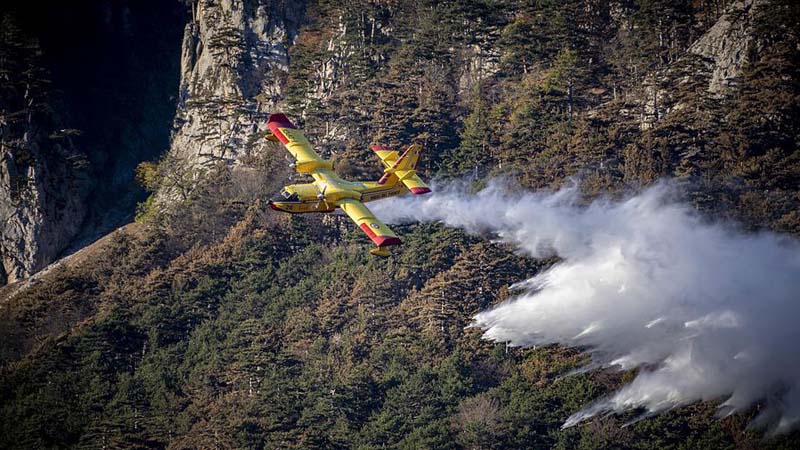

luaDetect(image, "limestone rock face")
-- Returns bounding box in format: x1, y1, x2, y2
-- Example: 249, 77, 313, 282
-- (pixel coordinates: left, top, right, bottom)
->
458, 44, 501, 99
0, 144, 88, 285
635, 0, 761, 131
0, 20, 89, 286
689, 0, 760, 94
170, 0, 305, 168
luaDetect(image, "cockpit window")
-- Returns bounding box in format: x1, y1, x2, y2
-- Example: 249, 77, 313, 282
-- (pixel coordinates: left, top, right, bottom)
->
280, 190, 299, 201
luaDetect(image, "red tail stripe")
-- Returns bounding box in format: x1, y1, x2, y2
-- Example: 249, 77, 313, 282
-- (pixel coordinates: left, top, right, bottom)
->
391, 146, 411, 168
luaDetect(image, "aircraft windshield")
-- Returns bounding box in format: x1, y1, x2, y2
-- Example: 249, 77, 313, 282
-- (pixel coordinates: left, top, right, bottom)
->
280, 190, 299, 201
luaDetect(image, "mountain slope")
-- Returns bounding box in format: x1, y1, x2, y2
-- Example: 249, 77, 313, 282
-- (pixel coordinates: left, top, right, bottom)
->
1, 0, 799, 448
3, 195, 798, 449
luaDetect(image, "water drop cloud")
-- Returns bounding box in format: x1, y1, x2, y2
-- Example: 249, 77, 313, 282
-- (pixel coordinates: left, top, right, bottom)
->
372, 180, 800, 434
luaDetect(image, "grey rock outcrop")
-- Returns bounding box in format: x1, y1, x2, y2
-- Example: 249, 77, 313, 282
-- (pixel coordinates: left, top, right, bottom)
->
689, 0, 761, 94
0, 20, 89, 285
170, 0, 305, 169
0, 142, 88, 285
636, 0, 761, 130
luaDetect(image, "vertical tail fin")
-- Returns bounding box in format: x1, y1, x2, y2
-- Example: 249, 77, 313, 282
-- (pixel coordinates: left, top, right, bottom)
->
373, 144, 431, 195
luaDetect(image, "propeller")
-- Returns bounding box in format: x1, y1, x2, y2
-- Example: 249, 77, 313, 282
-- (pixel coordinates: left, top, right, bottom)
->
284, 155, 295, 181
285, 154, 296, 169
315, 185, 328, 209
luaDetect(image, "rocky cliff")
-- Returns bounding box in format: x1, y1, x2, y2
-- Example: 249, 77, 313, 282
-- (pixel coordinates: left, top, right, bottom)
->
1, 0, 792, 284
689, 0, 761, 94
0, 1, 798, 448
0, 1, 184, 286
0, 17, 89, 285
2, 0, 309, 286
170, 0, 304, 169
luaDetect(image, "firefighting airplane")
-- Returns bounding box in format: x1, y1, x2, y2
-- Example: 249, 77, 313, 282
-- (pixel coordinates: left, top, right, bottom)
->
266, 114, 431, 256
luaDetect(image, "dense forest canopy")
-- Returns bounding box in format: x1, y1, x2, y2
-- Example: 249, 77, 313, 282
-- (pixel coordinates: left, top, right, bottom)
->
1, 0, 799, 448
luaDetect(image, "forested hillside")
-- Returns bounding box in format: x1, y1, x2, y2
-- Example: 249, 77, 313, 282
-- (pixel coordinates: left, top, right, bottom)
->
284, 0, 799, 233
1, 0, 799, 448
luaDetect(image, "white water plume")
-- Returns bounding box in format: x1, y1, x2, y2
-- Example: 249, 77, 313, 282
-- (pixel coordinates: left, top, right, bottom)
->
371, 180, 800, 434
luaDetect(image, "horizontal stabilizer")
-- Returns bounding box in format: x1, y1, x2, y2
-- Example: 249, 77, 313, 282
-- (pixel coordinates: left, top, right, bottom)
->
371, 145, 399, 167
374, 144, 430, 194
397, 171, 431, 195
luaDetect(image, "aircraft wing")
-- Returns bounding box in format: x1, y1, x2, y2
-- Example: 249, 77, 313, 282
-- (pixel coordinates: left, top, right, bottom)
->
267, 114, 331, 173
338, 198, 401, 248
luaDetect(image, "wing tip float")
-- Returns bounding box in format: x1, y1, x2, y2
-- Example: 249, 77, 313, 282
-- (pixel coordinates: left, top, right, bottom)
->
267, 113, 431, 257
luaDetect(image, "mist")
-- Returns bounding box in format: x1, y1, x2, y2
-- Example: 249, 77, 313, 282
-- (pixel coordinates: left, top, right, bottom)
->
371, 180, 800, 434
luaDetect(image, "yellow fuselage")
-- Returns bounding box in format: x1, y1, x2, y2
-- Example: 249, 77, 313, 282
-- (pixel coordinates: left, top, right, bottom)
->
269, 169, 405, 214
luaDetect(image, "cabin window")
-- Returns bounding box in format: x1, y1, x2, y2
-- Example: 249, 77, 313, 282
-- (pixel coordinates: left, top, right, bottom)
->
281, 190, 299, 201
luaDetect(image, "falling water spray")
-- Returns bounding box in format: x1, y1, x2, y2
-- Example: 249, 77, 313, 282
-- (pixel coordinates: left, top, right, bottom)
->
371, 180, 800, 434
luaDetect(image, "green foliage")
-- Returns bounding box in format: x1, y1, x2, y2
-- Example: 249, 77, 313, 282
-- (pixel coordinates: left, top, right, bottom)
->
3, 0, 800, 448
6, 205, 798, 448
442, 88, 501, 177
